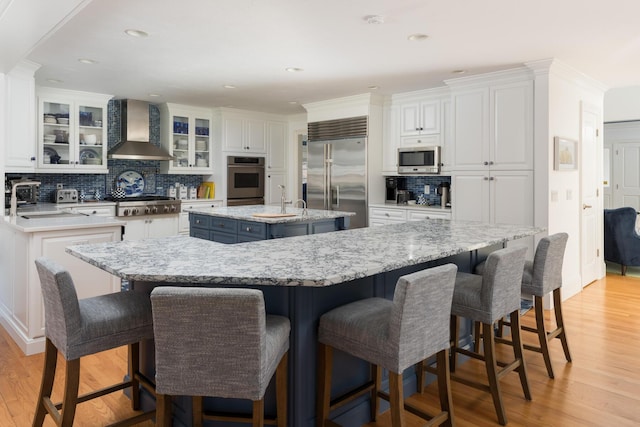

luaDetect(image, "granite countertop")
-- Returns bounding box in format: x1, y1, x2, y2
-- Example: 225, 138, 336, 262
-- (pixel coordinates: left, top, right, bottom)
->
67, 220, 543, 287
189, 204, 356, 224
3, 202, 121, 232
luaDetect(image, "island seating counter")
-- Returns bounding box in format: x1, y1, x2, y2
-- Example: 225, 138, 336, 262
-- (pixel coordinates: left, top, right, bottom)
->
187, 205, 355, 243
67, 219, 542, 427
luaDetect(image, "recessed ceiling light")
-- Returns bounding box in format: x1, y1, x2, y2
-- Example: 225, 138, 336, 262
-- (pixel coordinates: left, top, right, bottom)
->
364, 15, 385, 24
148, 93, 161, 97
78, 58, 98, 64
46, 78, 63, 84
223, 84, 236, 89
407, 34, 429, 41
452, 69, 466, 74
288, 101, 298, 105
125, 29, 149, 38
285, 67, 304, 73
367, 85, 379, 90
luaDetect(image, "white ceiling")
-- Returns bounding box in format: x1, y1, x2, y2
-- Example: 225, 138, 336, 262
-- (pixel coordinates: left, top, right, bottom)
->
4, 0, 640, 114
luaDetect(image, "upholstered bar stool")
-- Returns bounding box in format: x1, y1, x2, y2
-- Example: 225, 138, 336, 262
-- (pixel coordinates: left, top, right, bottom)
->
479, 233, 571, 379
449, 246, 530, 426
33, 257, 155, 427
150, 287, 290, 427
317, 264, 458, 427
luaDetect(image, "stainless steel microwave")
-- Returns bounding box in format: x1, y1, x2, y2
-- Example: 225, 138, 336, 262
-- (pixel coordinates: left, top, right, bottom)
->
397, 146, 441, 174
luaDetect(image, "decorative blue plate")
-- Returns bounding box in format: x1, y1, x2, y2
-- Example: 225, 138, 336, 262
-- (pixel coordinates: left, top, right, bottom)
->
117, 170, 145, 196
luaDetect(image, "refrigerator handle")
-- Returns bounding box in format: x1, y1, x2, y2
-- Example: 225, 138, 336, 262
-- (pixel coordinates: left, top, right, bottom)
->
331, 185, 339, 208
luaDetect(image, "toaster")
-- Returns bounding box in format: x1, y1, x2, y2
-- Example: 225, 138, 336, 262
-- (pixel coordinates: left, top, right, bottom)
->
55, 189, 78, 204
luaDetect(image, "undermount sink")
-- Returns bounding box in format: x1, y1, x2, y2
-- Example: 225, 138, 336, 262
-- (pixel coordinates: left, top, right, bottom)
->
20, 212, 88, 219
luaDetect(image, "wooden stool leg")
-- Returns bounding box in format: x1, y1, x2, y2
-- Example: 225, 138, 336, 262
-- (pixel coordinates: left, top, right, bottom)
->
192, 396, 203, 427
372, 364, 382, 419
60, 359, 80, 427
316, 343, 332, 427
388, 372, 406, 427
534, 295, 555, 378
553, 288, 572, 363
32, 338, 58, 427
276, 352, 288, 427
483, 322, 507, 426
436, 349, 455, 427
496, 318, 505, 338
129, 342, 140, 410
415, 360, 425, 395
473, 321, 482, 352
450, 315, 459, 373
252, 399, 264, 427
156, 394, 172, 427
510, 311, 532, 400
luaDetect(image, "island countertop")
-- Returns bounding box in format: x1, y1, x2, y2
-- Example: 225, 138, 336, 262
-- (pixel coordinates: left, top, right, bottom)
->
66, 219, 543, 287
187, 204, 356, 223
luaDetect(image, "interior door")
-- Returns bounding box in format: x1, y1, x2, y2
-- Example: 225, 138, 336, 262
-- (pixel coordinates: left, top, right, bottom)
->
581, 102, 602, 287
612, 142, 640, 210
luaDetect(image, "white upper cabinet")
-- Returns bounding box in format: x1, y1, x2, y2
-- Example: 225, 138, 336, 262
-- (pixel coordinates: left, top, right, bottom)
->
5, 61, 39, 172
266, 121, 286, 171
159, 103, 213, 174
450, 80, 533, 171
36, 88, 111, 173
222, 113, 266, 154
400, 100, 440, 136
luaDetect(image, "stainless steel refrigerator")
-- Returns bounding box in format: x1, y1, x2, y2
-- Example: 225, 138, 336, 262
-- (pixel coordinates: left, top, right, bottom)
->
307, 137, 367, 228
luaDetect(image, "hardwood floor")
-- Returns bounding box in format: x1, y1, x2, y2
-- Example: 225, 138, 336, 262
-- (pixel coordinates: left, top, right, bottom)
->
1, 272, 639, 426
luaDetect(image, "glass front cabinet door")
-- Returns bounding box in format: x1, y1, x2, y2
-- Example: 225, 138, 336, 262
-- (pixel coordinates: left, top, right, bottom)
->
37, 88, 111, 173
159, 103, 213, 174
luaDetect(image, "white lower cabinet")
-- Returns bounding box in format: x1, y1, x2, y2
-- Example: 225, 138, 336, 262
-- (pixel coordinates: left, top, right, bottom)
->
121, 215, 179, 241
0, 224, 122, 355
179, 199, 223, 235
369, 207, 407, 226
368, 205, 451, 226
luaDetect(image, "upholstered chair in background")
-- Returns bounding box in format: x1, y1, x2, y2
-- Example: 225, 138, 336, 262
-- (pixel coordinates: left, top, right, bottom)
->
604, 207, 640, 275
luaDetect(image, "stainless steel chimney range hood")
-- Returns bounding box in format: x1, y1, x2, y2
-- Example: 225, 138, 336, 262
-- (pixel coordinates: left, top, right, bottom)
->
107, 99, 174, 161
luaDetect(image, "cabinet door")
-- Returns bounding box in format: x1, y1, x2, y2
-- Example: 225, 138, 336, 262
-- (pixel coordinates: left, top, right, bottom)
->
76, 103, 107, 170
490, 81, 533, 170
246, 118, 266, 152
266, 172, 286, 205
451, 172, 490, 222
39, 98, 74, 168
419, 101, 440, 134
440, 99, 452, 172
122, 218, 147, 241
489, 170, 534, 225
382, 104, 400, 174
223, 116, 245, 151
267, 121, 286, 170
5, 67, 37, 172
451, 88, 490, 171
147, 216, 179, 238
400, 102, 421, 136
192, 116, 212, 170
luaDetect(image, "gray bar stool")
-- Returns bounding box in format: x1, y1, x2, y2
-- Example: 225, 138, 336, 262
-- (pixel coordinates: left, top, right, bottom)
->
150, 286, 290, 427
450, 246, 530, 426
483, 233, 571, 378
32, 257, 155, 427
317, 264, 458, 427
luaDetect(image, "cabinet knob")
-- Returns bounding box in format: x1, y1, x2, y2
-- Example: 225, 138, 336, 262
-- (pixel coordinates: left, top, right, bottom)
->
385, 213, 390, 217
489, 161, 494, 165
489, 176, 495, 181
30, 157, 36, 161
483, 177, 489, 181
483, 161, 489, 166
246, 227, 252, 232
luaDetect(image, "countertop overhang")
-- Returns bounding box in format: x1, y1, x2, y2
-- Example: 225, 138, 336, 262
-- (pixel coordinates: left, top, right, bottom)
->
188, 205, 356, 223
66, 220, 543, 287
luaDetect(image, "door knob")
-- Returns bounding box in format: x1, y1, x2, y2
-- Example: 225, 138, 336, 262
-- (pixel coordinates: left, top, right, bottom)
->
583, 204, 592, 210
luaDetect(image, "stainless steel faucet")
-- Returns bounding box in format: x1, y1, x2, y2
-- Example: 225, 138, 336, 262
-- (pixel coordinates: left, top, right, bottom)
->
294, 199, 308, 217
9, 181, 41, 217
277, 184, 291, 214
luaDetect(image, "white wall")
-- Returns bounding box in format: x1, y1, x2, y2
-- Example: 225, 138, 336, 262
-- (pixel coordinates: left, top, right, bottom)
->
1, 72, 5, 213
604, 86, 640, 122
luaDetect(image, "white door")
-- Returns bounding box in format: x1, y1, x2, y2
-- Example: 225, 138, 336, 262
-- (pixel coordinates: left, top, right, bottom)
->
612, 142, 640, 210
580, 102, 602, 287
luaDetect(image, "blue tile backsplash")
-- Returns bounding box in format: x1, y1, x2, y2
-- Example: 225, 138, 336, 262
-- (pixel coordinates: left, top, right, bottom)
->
7, 101, 205, 203
386, 175, 452, 206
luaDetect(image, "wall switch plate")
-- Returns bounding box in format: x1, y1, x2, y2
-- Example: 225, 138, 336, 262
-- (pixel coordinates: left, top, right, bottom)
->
424, 185, 430, 194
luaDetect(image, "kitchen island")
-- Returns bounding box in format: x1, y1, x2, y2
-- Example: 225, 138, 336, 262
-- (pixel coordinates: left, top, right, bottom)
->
67, 219, 542, 427
188, 204, 355, 243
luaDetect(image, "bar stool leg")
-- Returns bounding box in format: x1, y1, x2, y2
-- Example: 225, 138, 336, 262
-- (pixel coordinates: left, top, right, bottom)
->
156, 394, 172, 427
509, 311, 532, 400
372, 364, 382, 419
316, 343, 332, 427
416, 360, 425, 395
61, 359, 81, 427
252, 399, 264, 427
32, 338, 58, 427
450, 315, 459, 373
436, 349, 455, 427
482, 322, 507, 426
129, 343, 140, 410
534, 295, 555, 378
553, 288, 572, 362
388, 371, 406, 427
473, 321, 482, 352
192, 396, 203, 427
276, 353, 288, 427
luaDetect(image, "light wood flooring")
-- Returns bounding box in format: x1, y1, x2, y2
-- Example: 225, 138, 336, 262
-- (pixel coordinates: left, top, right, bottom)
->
1, 272, 639, 426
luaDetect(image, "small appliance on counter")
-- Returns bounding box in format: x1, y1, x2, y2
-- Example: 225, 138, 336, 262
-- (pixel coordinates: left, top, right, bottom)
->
5, 179, 40, 207
385, 176, 407, 203
396, 190, 412, 205
437, 182, 451, 208
55, 189, 79, 204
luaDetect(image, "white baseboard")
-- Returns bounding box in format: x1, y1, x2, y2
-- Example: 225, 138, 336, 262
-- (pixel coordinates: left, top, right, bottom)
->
0, 310, 45, 355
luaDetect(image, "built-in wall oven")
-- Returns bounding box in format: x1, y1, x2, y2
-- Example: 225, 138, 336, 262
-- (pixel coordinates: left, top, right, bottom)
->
227, 156, 265, 206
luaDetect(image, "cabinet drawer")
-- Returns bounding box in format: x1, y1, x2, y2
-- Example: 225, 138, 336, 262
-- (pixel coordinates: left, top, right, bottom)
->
212, 231, 237, 244
210, 217, 238, 233
70, 206, 115, 216
237, 220, 267, 240
369, 208, 407, 221
190, 213, 211, 229
400, 134, 441, 147
407, 209, 451, 221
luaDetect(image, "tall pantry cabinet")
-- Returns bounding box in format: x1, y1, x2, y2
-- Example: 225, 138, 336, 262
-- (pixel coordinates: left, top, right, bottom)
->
448, 70, 534, 228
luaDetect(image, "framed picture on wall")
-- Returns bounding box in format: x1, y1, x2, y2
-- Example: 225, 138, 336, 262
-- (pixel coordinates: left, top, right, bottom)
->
554, 137, 578, 170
